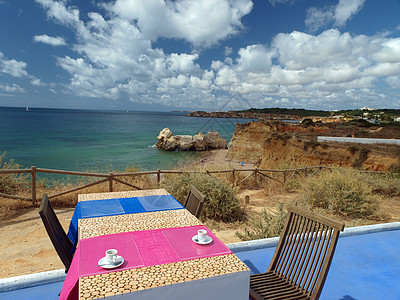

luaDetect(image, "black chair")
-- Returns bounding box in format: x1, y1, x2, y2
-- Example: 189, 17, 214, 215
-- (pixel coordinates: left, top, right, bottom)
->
249, 206, 345, 300
39, 194, 74, 272
184, 185, 205, 219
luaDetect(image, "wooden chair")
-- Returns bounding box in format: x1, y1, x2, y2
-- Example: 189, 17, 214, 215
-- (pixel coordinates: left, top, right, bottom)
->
39, 194, 74, 272
249, 206, 345, 300
184, 185, 205, 218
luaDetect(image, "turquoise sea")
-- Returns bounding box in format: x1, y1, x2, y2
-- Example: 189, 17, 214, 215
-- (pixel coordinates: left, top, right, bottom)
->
0, 106, 254, 173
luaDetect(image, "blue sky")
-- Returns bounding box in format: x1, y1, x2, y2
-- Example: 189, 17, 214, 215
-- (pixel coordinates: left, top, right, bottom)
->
0, 0, 399, 111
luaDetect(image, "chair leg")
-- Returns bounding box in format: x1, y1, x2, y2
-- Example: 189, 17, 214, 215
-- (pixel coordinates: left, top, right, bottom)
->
249, 287, 265, 300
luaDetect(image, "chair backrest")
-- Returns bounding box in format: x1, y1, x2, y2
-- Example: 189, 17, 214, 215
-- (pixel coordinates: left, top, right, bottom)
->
267, 206, 345, 300
184, 185, 205, 219
39, 194, 74, 272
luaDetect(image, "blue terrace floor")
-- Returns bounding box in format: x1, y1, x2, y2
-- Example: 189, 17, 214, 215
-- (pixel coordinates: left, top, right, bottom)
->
1, 223, 399, 300
234, 228, 400, 300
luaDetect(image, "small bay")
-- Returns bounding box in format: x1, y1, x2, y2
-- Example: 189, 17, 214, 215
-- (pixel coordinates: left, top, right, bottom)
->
0, 106, 253, 172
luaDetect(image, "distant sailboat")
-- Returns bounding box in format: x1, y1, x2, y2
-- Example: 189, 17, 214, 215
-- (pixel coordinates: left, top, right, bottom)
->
26, 107, 30, 111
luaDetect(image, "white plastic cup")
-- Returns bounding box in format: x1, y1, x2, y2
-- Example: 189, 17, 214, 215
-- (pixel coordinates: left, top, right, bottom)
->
198, 229, 207, 242
106, 249, 118, 263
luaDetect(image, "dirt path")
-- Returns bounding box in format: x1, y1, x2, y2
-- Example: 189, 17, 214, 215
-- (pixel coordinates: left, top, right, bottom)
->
0, 207, 74, 278
185, 148, 255, 169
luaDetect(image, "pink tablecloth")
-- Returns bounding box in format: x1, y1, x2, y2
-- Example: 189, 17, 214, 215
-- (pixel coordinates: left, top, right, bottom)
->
60, 225, 232, 300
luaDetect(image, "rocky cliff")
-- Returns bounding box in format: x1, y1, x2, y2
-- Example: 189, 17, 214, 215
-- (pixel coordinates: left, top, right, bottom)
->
156, 128, 227, 151
226, 121, 400, 171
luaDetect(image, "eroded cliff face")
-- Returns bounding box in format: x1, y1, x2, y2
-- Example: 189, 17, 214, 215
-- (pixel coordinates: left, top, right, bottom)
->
226, 121, 278, 164
227, 121, 400, 171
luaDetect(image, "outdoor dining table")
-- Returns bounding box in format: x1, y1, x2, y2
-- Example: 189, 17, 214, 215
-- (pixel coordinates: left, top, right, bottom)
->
60, 225, 249, 300
67, 189, 185, 246
61, 189, 250, 299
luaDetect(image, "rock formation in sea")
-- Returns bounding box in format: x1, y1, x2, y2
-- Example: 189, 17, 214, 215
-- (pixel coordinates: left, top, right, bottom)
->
156, 128, 227, 151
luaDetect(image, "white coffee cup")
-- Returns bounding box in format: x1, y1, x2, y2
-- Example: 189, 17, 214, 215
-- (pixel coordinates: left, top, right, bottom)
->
106, 249, 118, 263
198, 229, 207, 242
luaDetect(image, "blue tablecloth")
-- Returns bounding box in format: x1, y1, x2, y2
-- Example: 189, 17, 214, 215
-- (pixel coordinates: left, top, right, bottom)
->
67, 194, 184, 248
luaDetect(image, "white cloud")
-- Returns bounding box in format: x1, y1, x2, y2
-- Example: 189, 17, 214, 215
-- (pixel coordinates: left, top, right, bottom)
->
0, 83, 25, 93
305, 6, 334, 34
0, 52, 28, 77
386, 76, 400, 89
35, 0, 80, 27
30, 78, 46, 87
334, 0, 365, 27
224, 46, 233, 56
34, 0, 253, 108
33, 34, 66, 46
34, 0, 400, 110
236, 45, 274, 73
306, 0, 365, 33
108, 0, 253, 47
212, 29, 400, 109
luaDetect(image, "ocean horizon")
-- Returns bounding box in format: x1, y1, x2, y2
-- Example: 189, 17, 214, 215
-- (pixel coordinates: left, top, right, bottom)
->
0, 106, 255, 174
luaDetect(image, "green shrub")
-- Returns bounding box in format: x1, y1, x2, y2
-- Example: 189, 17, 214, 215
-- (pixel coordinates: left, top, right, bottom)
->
367, 173, 400, 196
388, 163, 400, 173
347, 145, 359, 155
160, 173, 242, 222
303, 139, 321, 151
352, 148, 370, 168
301, 118, 314, 126
283, 178, 301, 192
265, 132, 291, 145
236, 203, 287, 241
300, 169, 379, 218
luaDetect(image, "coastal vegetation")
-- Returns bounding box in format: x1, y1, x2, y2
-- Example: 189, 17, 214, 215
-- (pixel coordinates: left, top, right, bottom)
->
241, 107, 330, 117
236, 203, 287, 241
238, 107, 400, 119
300, 169, 380, 219
160, 173, 242, 222
0, 152, 28, 195
2, 151, 399, 242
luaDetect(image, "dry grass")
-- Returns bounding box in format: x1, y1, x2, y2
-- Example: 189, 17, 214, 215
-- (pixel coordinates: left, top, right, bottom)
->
1, 155, 399, 241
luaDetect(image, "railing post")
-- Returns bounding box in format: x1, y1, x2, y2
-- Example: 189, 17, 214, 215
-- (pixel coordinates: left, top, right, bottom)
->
254, 167, 258, 186
31, 166, 37, 206
109, 173, 114, 192
283, 170, 287, 183
232, 168, 236, 186
157, 169, 161, 184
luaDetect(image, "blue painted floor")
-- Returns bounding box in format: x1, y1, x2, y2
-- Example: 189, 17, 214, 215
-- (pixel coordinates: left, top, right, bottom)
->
1, 230, 399, 300
235, 230, 400, 300
0, 281, 63, 300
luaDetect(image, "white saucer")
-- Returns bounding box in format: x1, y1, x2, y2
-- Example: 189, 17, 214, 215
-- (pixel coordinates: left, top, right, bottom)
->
192, 235, 212, 245
98, 256, 124, 269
